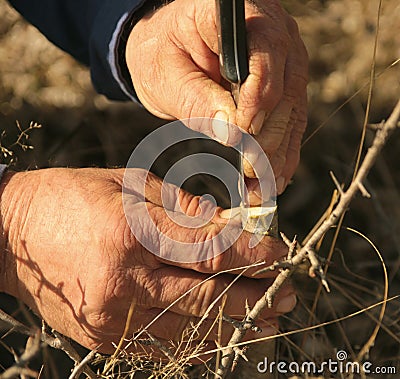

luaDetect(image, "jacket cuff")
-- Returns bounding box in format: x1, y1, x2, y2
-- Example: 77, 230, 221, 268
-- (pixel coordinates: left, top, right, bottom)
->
89, 0, 147, 102
0, 165, 7, 183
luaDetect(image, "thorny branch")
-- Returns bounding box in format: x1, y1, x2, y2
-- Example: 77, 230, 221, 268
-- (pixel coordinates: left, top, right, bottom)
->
0, 334, 41, 379
0, 309, 97, 379
215, 99, 400, 378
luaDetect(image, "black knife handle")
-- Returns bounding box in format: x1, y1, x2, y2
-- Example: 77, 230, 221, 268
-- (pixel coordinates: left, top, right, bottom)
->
216, 0, 249, 84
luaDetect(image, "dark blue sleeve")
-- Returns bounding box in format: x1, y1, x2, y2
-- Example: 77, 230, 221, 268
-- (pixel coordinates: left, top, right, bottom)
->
8, 0, 147, 101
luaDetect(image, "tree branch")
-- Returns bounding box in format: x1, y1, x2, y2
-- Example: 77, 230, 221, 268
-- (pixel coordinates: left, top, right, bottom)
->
215, 98, 400, 378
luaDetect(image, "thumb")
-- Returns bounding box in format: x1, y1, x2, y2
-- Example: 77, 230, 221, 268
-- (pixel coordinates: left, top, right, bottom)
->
168, 54, 242, 146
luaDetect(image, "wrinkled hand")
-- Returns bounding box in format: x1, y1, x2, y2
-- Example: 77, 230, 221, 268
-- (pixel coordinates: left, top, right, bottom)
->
0, 168, 296, 356
126, 0, 308, 195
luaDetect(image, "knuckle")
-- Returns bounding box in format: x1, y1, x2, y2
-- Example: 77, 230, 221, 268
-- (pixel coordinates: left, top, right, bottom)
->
177, 73, 207, 119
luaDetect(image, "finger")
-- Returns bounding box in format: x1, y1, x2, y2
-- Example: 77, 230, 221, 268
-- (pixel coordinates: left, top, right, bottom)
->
134, 44, 241, 145
149, 4, 242, 146
124, 169, 221, 220
254, 98, 293, 160
273, 20, 307, 188
277, 100, 307, 193
281, 15, 309, 102
124, 334, 214, 364
169, 54, 243, 146
242, 134, 272, 179
235, 3, 290, 133
143, 266, 295, 318
148, 203, 287, 271
142, 309, 279, 346
267, 109, 293, 179
127, 2, 242, 146
242, 175, 276, 206
129, 307, 237, 345
123, 169, 287, 273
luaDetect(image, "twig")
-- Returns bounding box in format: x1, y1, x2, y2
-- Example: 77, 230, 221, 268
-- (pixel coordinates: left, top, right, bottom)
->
103, 298, 135, 373
51, 330, 97, 379
0, 309, 97, 379
0, 309, 33, 337
307, 248, 330, 292
145, 332, 176, 362
215, 99, 400, 378
357, 181, 371, 198
231, 346, 248, 372
68, 347, 99, 379
0, 334, 41, 379
265, 236, 298, 308
329, 171, 344, 196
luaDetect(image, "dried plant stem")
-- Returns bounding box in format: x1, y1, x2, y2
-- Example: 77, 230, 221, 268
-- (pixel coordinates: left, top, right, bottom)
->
216, 99, 400, 378
0, 334, 41, 379
0, 309, 97, 379
68, 348, 99, 379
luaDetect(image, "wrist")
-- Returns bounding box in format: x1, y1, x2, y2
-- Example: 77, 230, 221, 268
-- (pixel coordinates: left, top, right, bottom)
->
0, 171, 31, 295
121, 0, 169, 94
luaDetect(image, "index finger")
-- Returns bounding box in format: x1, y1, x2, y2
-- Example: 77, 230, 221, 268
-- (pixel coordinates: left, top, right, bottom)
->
123, 169, 286, 277
235, 2, 290, 132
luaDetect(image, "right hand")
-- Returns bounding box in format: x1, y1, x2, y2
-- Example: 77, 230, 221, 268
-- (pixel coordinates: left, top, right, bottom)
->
126, 0, 308, 195
0, 168, 296, 357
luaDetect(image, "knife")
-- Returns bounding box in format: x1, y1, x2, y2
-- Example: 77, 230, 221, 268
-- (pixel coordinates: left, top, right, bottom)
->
216, 0, 278, 238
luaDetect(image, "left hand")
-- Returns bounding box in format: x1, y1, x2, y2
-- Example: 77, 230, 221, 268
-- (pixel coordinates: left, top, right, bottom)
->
0, 168, 295, 357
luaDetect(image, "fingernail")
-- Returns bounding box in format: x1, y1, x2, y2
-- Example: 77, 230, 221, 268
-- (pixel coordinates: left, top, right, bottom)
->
219, 207, 241, 220
212, 111, 229, 144
244, 151, 268, 179
276, 176, 286, 195
276, 294, 297, 313
250, 110, 266, 135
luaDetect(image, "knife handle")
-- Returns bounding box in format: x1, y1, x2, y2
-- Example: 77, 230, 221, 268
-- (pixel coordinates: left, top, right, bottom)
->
215, 0, 249, 84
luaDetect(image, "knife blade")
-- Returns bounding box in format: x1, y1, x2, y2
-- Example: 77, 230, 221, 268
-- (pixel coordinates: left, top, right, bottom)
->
216, 0, 278, 238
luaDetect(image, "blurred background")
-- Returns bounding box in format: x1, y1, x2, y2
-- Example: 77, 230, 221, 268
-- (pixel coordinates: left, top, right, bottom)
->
0, 0, 399, 377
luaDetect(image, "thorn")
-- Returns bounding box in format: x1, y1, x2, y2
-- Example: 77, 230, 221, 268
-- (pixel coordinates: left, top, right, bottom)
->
329, 171, 344, 196
367, 121, 384, 130
253, 264, 275, 276
245, 299, 251, 316
280, 232, 291, 246
222, 314, 243, 330
288, 236, 297, 260
322, 277, 331, 293
235, 347, 248, 362
307, 248, 331, 292
357, 181, 371, 198
315, 265, 331, 292
251, 324, 262, 333
280, 233, 298, 260
231, 347, 248, 371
